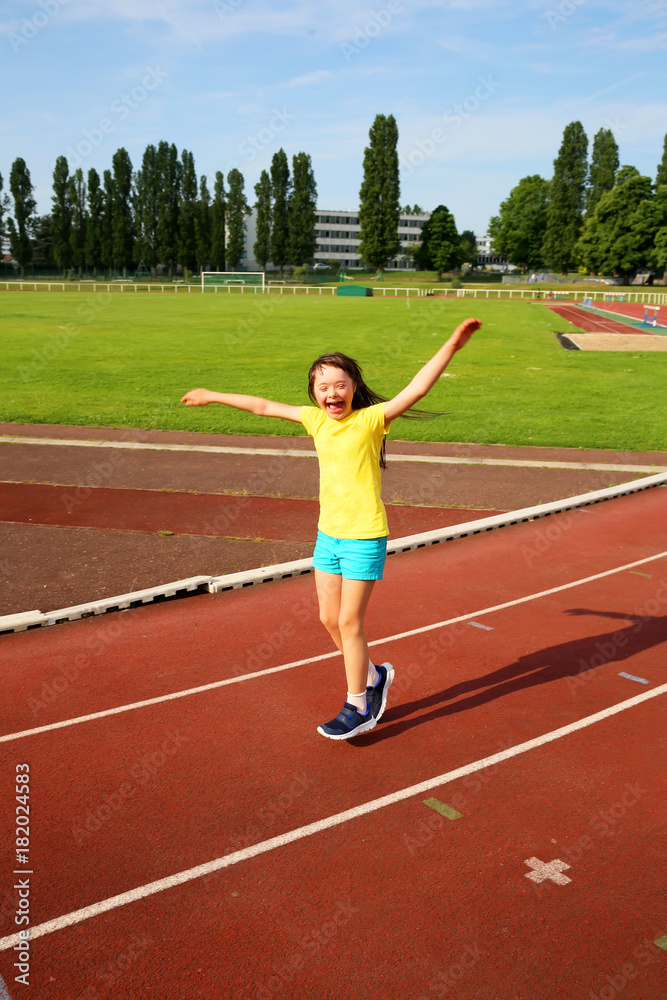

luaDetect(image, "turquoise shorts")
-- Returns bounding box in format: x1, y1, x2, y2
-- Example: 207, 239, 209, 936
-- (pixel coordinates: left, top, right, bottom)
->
312, 530, 388, 581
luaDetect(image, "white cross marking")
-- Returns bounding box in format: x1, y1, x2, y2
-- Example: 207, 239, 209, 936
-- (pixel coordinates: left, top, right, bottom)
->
524, 857, 572, 885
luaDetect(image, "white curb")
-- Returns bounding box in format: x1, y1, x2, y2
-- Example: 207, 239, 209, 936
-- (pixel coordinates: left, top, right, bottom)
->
0, 610, 46, 633
2, 472, 665, 633
41, 576, 212, 626
0, 577, 211, 634
207, 472, 667, 592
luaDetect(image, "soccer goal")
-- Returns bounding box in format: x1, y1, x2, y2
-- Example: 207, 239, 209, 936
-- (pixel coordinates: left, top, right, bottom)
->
201, 272, 265, 293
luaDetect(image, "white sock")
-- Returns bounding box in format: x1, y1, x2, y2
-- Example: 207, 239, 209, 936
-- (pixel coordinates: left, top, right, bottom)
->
367, 660, 380, 688
347, 691, 368, 715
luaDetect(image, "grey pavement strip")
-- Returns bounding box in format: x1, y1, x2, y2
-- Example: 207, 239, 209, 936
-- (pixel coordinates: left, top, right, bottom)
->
0, 435, 665, 473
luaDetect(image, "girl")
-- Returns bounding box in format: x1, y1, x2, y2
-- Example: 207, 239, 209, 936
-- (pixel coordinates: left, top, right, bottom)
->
181, 316, 481, 740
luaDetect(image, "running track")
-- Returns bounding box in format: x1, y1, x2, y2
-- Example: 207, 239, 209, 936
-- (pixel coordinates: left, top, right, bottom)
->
544, 303, 654, 335
581, 301, 664, 326
0, 487, 666, 999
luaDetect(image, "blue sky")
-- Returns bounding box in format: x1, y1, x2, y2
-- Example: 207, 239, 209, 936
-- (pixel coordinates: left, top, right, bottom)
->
1, 0, 666, 234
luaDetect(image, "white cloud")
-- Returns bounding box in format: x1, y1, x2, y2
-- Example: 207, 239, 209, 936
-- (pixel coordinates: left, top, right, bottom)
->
396, 99, 667, 175
438, 33, 496, 60
201, 91, 242, 101
567, 73, 646, 106
278, 69, 333, 89
613, 32, 667, 51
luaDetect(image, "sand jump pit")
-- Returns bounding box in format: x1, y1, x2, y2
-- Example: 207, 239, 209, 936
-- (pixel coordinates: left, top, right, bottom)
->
565, 333, 667, 351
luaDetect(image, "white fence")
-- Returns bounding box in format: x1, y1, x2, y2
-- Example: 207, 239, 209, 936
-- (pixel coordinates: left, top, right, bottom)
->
0, 280, 421, 298
1, 280, 665, 304
451, 287, 667, 304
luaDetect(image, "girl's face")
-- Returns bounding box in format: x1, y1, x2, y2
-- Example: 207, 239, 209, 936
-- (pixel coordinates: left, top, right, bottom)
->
312, 365, 357, 420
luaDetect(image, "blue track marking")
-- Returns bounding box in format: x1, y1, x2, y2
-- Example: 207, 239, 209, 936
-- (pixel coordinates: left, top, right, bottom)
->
618, 672, 649, 685
0, 975, 13, 999
468, 621, 493, 631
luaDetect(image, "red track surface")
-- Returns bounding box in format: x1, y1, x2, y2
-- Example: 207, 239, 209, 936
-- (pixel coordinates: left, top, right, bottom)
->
0, 482, 497, 541
0, 487, 665, 999
586, 301, 662, 323
544, 303, 652, 335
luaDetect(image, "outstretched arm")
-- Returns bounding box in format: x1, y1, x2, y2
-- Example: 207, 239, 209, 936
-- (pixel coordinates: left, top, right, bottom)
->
180, 388, 302, 423
383, 317, 481, 423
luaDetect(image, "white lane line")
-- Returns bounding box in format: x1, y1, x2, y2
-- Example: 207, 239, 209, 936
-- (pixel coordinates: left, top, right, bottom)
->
0, 436, 663, 473
1, 681, 665, 952
2, 550, 665, 746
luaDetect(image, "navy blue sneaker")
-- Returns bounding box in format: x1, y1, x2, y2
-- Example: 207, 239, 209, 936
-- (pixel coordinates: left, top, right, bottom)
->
366, 662, 394, 721
317, 702, 377, 740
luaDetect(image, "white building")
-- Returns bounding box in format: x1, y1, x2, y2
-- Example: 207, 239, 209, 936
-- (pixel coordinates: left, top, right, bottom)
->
475, 235, 512, 270
242, 211, 504, 273
243, 208, 429, 271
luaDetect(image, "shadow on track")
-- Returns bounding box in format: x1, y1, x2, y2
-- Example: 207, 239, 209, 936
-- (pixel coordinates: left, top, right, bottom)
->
359, 608, 666, 745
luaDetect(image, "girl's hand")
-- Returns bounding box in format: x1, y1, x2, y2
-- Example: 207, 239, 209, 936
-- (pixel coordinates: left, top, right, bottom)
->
449, 317, 482, 351
181, 388, 214, 406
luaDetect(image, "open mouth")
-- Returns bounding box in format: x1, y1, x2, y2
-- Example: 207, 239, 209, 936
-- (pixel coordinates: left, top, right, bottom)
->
326, 400, 345, 416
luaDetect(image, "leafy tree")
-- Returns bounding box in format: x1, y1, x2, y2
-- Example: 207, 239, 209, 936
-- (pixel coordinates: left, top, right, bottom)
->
100, 170, 114, 270
134, 144, 160, 271
270, 149, 291, 276
459, 228, 477, 265
84, 169, 103, 276
656, 134, 667, 188
402, 203, 423, 214
210, 171, 226, 271
488, 175, 550, 270
587, 128, 619, 214
542, 121, 588, 273
68, 168, 87, 277
112, 148, 134, 275
414, 204, 463, 279
655, 231, 667, 274
179, 148, 198, 273
576, 167, 655, 282
0, 173, 9, 242
253, 169, 272, 272
226, 168, 250, 270
404, 243, 420, 265
358, 113, 401, 272
7, 157, 36, 275
51, 156, 72, 276
195, 175, 211, 273
31, 215, 54, 267
644, 183, 667, 277
288, 152, 317, 266
155, 141, 181, 278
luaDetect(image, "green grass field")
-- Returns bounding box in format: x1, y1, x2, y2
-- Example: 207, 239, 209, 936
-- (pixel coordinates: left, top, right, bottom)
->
1, 291, 665, 451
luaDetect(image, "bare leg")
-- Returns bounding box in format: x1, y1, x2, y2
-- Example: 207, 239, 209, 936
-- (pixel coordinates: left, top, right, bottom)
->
315, 569, 343, 653
338, 578, 376, 695
315, 571, 376, 696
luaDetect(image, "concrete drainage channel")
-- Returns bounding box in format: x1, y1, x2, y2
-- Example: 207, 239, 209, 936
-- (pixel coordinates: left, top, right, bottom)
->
2, 472, 665, 636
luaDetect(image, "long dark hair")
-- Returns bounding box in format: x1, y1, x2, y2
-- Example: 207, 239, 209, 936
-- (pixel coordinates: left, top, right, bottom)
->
307, 351, 442, 470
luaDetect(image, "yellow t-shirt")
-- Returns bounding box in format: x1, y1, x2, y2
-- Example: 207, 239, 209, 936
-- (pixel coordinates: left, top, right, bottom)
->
300, 402, 390, 539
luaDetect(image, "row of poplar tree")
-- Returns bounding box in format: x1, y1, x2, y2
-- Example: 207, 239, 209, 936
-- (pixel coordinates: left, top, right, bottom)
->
10, 115, 663, 282
0, 113, 478, 280
0, 114, 411, 279
489, 124, 667, 279
0, 142, 318, 277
